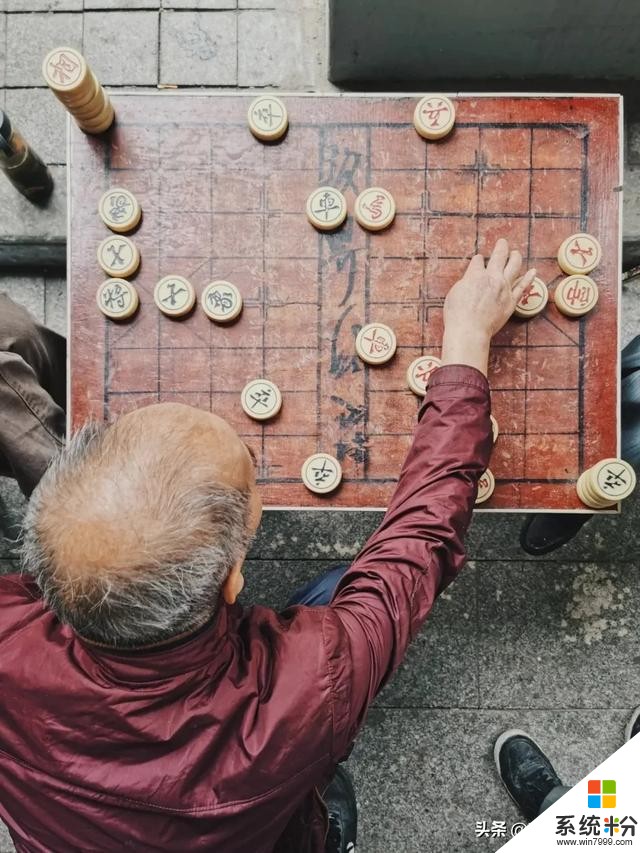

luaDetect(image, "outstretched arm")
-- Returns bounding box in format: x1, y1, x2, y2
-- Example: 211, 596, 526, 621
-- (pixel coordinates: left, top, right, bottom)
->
326, 239, 535, 756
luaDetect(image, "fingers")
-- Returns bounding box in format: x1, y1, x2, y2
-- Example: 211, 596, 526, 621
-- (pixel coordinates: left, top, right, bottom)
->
487, 238, 509, 276
512, 268, 537, 303
465, 253, 485, 276
504, 249, 522, 285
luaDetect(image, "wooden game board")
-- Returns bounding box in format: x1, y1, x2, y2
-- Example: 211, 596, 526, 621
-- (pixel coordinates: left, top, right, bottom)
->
68, 93, 622, 511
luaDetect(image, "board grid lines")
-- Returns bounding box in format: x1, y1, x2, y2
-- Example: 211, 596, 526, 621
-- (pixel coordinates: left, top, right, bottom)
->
68, 94, 620, 510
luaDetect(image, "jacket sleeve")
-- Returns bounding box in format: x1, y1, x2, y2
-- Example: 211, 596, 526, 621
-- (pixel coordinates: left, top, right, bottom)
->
324, 364, 492, 759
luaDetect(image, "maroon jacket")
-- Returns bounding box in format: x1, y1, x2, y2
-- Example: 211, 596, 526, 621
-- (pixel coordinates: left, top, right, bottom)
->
0, 365, 491, 853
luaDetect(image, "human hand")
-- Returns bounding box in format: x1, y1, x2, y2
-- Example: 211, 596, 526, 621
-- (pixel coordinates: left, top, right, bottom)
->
441, 239, 536, 375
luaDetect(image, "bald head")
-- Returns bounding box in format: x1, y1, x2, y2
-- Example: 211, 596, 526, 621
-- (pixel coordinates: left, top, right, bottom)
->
22, 403, 260, 647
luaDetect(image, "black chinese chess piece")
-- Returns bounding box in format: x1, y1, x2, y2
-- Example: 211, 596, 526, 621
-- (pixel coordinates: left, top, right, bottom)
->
0, 110, 53, 204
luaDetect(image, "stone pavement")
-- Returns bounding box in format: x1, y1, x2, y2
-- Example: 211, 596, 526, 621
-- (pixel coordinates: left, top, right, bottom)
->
2, 4, 640, 852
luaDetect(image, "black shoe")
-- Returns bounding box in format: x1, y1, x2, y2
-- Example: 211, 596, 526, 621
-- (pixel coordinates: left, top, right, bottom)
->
324, 766, 357, 853
625, 707, 640, 742
494, 730, 564, 823
519, 513, 592, 556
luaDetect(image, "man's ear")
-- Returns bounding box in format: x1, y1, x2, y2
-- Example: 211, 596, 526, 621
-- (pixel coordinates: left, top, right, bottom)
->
222, 561, 245, 605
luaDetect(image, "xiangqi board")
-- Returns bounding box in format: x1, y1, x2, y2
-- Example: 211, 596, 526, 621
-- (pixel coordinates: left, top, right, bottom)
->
68, 93, 621, 510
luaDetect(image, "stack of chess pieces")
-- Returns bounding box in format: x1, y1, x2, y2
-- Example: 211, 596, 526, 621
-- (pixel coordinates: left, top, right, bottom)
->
577, 459, 636, 510
42, 47, 114, 135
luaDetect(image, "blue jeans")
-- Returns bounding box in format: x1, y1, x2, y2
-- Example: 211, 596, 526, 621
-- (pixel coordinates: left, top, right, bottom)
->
285, 565, 349, 608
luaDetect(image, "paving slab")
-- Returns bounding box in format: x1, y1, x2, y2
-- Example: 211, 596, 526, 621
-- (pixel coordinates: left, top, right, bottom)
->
0, 14, 5, 89
466, 505, 634, 565
0, 559, 19, 575
242, 558, 339, 610
628, 121, 640, 166
504, 491, 640, 563
0, 275, 45, 320
477, 560, 640, 709
0, 819, 13, 852
249, 484, 640, 565
622, 276, 640, 346
160, 11, 237, 86
348, 708, 630, 853
5, 11, 83, 87
0, 478, 25, 557
84, 0, 158, 7
44, 274, 66, 335
84, 12, 159, 86
238, 8, 320, 89
164, 0, 236, 8
249, 509, 380, 561
0, 163, 66, 265
238, 0, 318, 8
4, 88, 66, 164
6, 1, 82, 9
623, 164, 640, 265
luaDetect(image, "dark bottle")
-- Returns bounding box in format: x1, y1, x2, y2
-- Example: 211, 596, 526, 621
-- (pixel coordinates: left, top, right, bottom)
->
0, 110, 54, 204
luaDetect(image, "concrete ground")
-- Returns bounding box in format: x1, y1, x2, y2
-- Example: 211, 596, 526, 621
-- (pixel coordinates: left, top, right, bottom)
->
2, 3, 640, 852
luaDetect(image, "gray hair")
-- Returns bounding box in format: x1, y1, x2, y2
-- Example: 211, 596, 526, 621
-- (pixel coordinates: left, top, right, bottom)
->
21, 421, 251, 648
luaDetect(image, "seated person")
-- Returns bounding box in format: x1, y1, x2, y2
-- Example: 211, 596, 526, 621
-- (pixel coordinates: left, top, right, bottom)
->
0, 241, 534, 852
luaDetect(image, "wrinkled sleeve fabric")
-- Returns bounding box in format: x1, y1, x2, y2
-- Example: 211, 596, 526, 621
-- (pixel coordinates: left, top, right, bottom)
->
325, 365, 492, 759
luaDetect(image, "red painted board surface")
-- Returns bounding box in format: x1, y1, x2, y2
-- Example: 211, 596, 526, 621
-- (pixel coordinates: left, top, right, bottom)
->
68, 94, 621, 510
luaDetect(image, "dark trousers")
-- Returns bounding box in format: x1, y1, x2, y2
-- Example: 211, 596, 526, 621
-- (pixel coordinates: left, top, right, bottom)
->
539, 785, 572, 816
621, 335, 640, 467
0, 294, 66, 497
285, 565, 349, 608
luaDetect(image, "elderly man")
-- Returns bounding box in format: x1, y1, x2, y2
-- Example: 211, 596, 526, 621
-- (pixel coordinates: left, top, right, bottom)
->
0, 240, 534, 853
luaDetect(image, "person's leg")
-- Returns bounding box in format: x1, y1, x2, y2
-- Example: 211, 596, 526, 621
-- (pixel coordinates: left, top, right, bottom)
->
285, 564, 349, 608
0, 294, 66, 496
621, 334, 640, 378
620, 335, 640, 469
494, 730, 569, 822
519, 513, 591, 556
521, 334, 640, 556
625, 707, 640, 742
538, 784, 573, 815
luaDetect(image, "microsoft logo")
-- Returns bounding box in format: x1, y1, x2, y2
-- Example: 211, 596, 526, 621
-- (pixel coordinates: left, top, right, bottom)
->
588, 779, 616, 809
